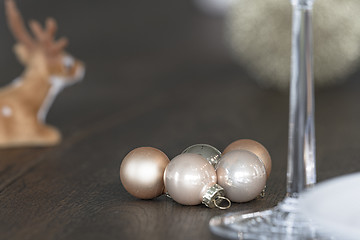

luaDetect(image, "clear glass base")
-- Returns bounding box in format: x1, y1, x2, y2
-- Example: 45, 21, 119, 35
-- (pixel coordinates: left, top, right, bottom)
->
209, 197, 332, 240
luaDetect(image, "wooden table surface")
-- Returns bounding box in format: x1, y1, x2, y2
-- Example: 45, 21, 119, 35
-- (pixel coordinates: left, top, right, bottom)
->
1, 1, 360, 239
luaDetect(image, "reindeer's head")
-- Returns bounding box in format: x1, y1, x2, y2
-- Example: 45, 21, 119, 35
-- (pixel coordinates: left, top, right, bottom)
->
5, 0, 84, 86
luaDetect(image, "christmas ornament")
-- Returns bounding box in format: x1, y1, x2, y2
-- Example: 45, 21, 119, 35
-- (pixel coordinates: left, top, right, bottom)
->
164, 153, 231, 209
217, 150, 267, 203
223, 139, 271, 178
182, 144, 221, 168
120, 147, 170, 199
226, 0, 360, 90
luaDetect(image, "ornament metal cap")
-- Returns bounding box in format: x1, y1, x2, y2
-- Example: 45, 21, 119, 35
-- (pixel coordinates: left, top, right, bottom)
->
202, 184, 231, 209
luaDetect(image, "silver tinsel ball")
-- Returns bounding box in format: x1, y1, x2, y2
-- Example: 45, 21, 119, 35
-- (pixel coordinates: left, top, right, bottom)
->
226, 0, 360, 90
182, 144, 221, 167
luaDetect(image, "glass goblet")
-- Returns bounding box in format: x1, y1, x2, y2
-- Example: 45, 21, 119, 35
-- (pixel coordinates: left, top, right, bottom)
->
209, 0, 330, 239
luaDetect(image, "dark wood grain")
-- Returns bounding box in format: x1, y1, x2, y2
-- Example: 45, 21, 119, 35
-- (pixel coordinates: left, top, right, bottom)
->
1, 0, 360, 239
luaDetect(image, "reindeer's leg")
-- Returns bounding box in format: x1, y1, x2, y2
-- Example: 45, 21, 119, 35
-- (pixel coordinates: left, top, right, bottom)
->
34, 123, 62, 146
15, 109, 62, 146
0, 115, 61, 148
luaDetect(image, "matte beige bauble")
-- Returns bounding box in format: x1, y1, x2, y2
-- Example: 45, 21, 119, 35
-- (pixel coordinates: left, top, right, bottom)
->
120, 147, 170, 199
223, 139, 272, 178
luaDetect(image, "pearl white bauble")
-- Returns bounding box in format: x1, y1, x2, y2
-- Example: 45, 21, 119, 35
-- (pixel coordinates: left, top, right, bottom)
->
217, 150, 267, 203
164, 153, 217, 205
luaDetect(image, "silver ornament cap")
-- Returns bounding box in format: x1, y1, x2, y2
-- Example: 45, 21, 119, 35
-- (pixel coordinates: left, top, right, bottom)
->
202, 184, 231, 209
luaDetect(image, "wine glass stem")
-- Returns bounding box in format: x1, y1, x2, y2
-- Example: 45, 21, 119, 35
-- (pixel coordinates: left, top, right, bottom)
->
287, 1, 316, 197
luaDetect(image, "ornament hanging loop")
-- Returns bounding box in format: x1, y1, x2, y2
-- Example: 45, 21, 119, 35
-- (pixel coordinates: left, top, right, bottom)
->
259, 185, 266, 198
213, 196, 231, 210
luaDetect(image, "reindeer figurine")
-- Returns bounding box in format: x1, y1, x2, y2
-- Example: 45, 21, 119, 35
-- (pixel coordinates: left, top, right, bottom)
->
0, 0, 85, 148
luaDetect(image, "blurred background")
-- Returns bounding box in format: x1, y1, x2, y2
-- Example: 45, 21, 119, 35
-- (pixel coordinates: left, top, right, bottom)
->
2, 0, 360, 90
0, 0, 360, 177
